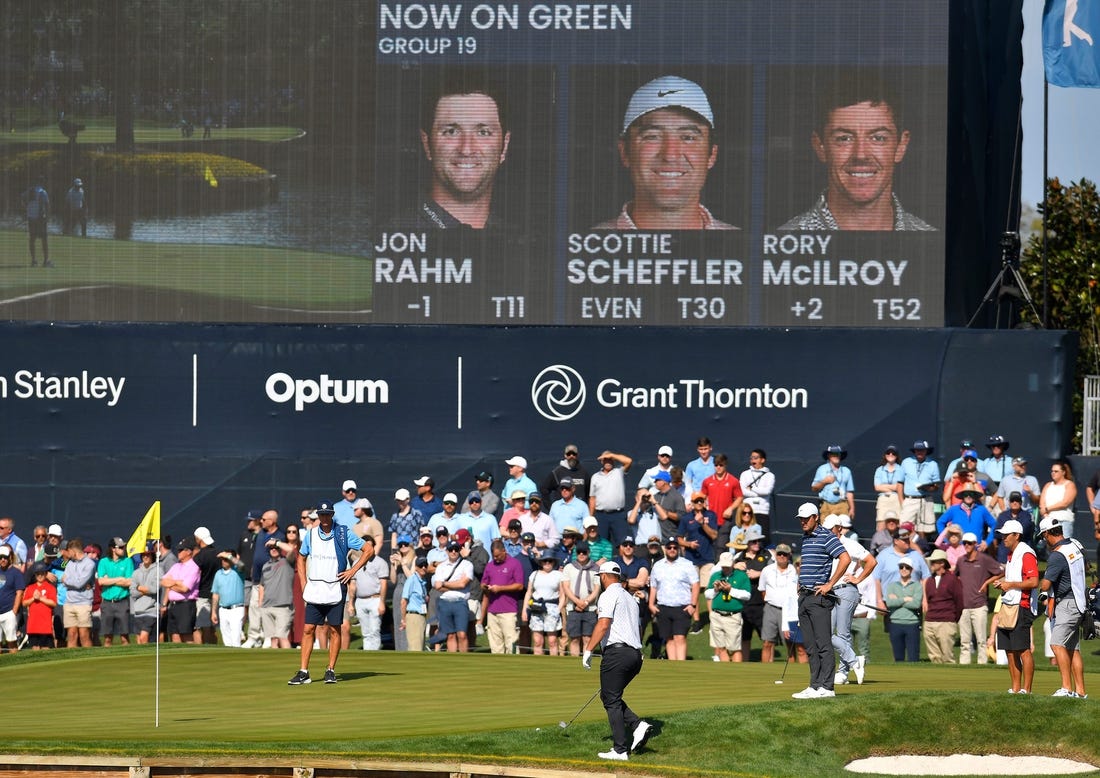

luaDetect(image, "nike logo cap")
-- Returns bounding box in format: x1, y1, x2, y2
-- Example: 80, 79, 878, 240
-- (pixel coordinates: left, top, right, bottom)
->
622, 75, 714, 134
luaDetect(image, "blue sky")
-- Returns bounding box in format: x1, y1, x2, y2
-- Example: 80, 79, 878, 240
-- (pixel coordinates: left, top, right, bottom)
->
1021, 0, 1100, 206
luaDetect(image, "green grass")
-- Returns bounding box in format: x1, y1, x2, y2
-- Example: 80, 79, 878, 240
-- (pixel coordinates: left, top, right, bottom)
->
0, 229, 371, 312
1, 640, 1098, 777
0, 118, 305, 145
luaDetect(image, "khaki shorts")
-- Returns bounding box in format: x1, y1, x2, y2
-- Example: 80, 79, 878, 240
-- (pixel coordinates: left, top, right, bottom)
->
64, 603, 93, 629
709, 609, 743, 650
261, 605, 292, 639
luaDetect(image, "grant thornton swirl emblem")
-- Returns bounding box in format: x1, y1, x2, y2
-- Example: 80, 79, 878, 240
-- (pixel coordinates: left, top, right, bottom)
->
531, 365, 587, 421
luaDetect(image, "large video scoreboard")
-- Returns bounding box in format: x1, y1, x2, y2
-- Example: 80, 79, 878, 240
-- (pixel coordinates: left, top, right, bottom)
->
371, 1, 948, 326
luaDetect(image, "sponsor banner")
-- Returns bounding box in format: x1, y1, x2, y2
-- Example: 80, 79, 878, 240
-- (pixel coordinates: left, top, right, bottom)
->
0, 322, 1073, 460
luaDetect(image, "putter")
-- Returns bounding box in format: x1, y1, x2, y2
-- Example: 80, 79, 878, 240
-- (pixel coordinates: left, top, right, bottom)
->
559, 688, 601, 731
774, 644, 793, 684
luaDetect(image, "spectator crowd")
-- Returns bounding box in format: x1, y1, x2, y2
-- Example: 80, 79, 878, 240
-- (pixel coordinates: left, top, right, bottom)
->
0, 436, 1096, 699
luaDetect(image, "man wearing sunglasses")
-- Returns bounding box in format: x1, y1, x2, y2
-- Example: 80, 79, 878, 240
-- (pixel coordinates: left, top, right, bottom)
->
0, 519, 27, 572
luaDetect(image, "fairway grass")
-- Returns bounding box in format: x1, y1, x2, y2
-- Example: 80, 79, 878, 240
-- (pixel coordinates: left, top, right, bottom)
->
0, 229, 371, 315
2, 645, 1098, 777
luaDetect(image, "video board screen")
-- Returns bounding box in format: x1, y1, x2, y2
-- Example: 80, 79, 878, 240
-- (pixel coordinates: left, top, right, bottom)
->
370, 1, 948, 326
0, 1, 947, 326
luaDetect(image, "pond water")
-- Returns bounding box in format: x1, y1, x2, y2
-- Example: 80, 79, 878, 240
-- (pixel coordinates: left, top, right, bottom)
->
1, 140, 373, 257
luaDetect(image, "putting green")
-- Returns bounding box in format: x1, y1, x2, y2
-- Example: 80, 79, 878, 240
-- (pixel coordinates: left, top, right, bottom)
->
1, 645, 1098, 777
0, 229, 371, 318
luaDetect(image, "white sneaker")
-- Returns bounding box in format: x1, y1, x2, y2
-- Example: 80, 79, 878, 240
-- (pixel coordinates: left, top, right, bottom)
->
241, 639, 256, 649
817, 688, 836, 698
261, 638, 272, 649
853, 655, 866, 685
712, 655, 721, 662
834, 671, 849, 685
631, 720, 653, 752
1052, 688, 1075, 697
791, 686, 819, 699
597, 750, 628, 761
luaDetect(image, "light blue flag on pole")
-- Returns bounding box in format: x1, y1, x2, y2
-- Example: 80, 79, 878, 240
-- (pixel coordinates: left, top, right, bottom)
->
1044, 0, 1100, 86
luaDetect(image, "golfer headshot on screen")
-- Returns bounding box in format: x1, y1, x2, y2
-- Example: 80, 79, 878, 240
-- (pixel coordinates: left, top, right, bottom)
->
594, 75, 736, 230
408, 78, 510, 229
779, 82, 935, 231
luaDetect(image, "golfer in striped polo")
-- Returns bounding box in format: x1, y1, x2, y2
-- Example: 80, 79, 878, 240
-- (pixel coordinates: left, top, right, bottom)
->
792, 502, 850, 699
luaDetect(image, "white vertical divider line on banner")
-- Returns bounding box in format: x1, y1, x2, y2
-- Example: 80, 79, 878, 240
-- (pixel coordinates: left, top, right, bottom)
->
457, 357, 463, 429
192, 353, 198, 427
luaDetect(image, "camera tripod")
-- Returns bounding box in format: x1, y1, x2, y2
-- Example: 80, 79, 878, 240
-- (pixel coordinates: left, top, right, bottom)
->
967, 232, 1042, 329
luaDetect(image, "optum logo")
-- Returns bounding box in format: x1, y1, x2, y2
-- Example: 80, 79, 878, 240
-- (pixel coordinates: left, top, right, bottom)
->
265, 372, 390, 412
531, 364, 586, 421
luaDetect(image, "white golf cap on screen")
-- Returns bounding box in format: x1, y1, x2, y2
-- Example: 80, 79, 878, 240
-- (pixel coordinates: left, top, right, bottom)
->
622, 75, 714, 134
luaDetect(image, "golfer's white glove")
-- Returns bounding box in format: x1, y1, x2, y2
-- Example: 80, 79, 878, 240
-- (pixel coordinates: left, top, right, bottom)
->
582, 650, 592, 669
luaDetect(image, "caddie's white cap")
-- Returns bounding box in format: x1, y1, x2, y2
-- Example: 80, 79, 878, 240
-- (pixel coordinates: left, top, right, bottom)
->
1038, 516, 1062, 533
622, 75, 714, 134
505, 455, 527, 469
598, 561, 622, 576
822, 515, 841, 530
996, 519, 1023, 535
838, 514, 852, 528
48, 524, 63, 537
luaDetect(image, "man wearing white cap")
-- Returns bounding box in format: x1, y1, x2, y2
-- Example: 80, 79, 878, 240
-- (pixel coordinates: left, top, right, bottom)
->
983, 519, 1038, 694
823, 515, 874, 684
352, 498, 384, 549
501, 456, 537, 508
594, 75, 735, 230
705, 552, 751, 662
584, 560, 651, 762
1039, 516, 1089, 698
637, 445, 675, 495
388, 489, 424, 554
335, 480, 359, 530
954, 531, 1003, 664
192, 526, 219, 644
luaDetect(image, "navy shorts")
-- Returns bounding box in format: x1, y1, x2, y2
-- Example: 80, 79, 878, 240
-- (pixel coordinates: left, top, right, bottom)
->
437, 598, 469, 636
305, 600, 346, 628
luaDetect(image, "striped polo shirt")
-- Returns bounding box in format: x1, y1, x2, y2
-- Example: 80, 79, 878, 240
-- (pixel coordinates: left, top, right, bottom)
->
798, 527, 846, 588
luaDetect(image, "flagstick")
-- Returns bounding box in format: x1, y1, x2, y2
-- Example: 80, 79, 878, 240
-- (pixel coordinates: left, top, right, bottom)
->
155, 546, 160, 728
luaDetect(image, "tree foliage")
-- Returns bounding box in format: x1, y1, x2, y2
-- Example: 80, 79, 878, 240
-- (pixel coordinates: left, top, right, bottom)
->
1020, 177, 1100, 445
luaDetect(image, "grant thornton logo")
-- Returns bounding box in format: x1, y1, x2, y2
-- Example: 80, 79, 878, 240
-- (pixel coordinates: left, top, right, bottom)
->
531, 364, 586, 421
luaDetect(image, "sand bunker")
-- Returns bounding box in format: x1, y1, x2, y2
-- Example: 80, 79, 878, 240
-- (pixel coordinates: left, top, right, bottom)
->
846, 753, 1098, 775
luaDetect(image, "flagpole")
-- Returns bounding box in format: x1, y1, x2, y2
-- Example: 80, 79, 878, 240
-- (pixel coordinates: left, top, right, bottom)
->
1042, 77, 1050, 328
155, 545, 160, 727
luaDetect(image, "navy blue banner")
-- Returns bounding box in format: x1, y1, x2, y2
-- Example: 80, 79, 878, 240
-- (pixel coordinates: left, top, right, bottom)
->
0, 322, 1076, 547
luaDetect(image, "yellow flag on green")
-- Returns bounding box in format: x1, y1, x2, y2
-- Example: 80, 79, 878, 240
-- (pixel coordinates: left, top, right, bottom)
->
126, 501, 161, 557
204, 165, 218, 188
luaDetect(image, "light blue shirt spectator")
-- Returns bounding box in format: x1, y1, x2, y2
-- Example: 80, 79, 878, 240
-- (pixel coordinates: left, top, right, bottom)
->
812, 462, 854, 504
900, 456, 941, 498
